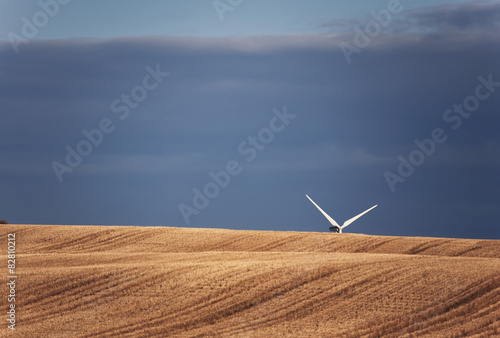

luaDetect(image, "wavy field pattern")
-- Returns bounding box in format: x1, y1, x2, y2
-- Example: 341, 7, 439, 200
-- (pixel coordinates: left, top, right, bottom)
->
1, 225, 499, 337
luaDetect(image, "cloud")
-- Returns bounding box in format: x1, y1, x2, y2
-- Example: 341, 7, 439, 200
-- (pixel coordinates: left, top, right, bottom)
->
0, 12, 498, 235
402, 0, 500, 32
0, 29, 498, 173
320, 1, 500, 40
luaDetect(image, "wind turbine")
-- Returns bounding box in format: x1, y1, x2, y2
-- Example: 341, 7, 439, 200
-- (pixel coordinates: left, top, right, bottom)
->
306, 195, 377, 233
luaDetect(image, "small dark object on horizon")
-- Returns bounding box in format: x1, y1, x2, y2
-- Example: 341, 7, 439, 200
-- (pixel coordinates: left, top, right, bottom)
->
0, 220, 8, 224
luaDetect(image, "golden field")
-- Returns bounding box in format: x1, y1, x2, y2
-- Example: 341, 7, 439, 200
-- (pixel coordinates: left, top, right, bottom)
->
1, 224, 499, 337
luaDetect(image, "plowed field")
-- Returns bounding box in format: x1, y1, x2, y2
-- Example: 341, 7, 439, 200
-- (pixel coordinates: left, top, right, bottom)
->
2, 225, 499, 337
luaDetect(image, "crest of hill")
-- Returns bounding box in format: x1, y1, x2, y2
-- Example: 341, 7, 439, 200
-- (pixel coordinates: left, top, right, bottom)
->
6, 224, 500, 258
2, 224, 499, 336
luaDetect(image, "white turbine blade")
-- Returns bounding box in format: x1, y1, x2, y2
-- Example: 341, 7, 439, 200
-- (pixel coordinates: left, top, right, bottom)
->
306, 195, 340, 227
341, 205, 377, 229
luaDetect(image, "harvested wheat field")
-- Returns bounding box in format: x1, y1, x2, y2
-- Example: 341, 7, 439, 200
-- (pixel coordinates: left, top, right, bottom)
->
1, 224, 500, 337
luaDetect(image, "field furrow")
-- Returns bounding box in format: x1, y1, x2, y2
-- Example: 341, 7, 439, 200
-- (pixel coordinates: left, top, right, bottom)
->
1, 224, 499, 336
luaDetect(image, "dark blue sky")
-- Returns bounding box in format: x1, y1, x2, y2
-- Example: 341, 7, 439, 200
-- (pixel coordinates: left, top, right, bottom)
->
1, 1, 499, 238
